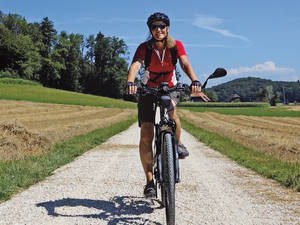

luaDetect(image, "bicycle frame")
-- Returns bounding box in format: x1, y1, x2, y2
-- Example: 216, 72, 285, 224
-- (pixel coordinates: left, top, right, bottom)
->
153, 84, 180, 191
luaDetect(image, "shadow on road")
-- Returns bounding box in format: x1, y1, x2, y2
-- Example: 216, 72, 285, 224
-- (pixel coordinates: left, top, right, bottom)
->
36, 195, 162, 225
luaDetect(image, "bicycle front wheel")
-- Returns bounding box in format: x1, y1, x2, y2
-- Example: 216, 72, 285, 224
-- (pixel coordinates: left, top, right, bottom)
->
161, 132, 175, 225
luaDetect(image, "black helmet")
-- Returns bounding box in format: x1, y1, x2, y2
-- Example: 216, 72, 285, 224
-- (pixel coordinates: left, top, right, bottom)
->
147, 12, 170, 28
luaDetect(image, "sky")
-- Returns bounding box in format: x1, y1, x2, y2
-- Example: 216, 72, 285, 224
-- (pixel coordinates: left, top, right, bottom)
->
2, 0, 300, 87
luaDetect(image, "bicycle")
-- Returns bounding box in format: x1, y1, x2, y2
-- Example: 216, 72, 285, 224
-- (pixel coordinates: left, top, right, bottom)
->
137, 68, 226, 225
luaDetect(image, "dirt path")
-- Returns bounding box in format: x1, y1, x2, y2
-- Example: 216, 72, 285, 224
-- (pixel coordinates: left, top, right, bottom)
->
0, 123, 299, 225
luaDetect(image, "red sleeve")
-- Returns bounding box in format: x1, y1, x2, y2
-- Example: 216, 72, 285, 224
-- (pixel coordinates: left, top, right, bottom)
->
132, 42, 147, 63
175, 40, 186, 58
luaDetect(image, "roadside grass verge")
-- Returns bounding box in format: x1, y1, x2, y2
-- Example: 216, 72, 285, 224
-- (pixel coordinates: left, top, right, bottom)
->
0, 117, 137, 202
179, 105, 300, 117
0, 83, 136, 109
181, 119, 300, 192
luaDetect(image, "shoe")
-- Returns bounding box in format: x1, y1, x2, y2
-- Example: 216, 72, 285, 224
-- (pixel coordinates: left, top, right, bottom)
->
178, 144, 189, 159
143, 180, 156, 198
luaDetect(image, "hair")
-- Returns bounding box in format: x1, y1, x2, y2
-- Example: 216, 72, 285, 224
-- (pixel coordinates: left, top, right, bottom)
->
146, 33, 176, 49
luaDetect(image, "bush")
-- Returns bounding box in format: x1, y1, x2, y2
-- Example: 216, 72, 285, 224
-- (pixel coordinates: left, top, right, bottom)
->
0, 78, 41, 86
0, 69, 19, 79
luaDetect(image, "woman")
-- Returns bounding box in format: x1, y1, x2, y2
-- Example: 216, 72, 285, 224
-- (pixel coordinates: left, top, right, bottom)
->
126, 12, 209, 197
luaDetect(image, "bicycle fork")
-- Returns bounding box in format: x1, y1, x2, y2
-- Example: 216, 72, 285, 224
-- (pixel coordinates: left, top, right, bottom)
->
153, 124, 180, 198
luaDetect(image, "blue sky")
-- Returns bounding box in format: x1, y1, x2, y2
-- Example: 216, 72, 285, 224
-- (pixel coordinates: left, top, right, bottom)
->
2, 0, 300, 86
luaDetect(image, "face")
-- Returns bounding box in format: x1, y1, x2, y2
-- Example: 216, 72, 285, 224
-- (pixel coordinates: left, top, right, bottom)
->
150, 21, 169, 41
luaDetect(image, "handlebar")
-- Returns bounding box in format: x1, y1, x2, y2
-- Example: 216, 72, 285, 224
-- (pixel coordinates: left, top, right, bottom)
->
137, 82, 190, 97
129, 68, 227, 97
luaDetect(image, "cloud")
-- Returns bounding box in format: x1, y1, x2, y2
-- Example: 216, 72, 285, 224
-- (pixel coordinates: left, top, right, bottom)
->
192, 15, 249, 42
228, 61, 295, 75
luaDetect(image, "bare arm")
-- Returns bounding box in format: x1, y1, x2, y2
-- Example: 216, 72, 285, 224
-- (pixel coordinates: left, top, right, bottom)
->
178, 54, 198, 82
179, 55, 202, 93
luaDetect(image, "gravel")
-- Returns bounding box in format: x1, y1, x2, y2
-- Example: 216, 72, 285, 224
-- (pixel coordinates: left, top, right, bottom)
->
0, 123, 299, 225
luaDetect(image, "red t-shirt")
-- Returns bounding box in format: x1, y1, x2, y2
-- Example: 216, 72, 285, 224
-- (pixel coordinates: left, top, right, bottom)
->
133, 40, 187, 87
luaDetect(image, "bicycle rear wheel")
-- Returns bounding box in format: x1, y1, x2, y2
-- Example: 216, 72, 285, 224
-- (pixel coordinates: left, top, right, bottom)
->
161, 132, 175, 225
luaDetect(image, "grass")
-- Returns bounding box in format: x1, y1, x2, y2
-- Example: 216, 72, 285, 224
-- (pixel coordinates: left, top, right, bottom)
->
180, 105, 300, 117
0, 117, 137, 202
0, 78, 41, 86
0, 82, 136, 109
179, 102, 269, 108
181, 119, 300, 192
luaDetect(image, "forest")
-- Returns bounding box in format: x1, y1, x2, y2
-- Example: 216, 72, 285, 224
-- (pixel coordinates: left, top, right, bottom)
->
0, 11, 129, 98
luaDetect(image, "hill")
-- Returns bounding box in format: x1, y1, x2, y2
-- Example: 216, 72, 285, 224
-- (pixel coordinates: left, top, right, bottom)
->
210, 77, 300, 102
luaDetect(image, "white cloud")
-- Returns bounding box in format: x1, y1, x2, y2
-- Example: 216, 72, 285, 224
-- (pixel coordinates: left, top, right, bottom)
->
192, 15, 249, 42
228, 61, 295, 75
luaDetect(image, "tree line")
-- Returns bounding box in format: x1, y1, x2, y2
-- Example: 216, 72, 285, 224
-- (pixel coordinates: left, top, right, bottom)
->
0, 11, 129, 98
209, 77, 300, 104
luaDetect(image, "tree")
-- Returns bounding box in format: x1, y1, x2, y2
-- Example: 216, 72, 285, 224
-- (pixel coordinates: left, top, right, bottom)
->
0, 13, 29, 35
85, 35, 95, 71
0, 20, 41, 80
39, 17, 56, 57
39, 17, 59, 86
256, 87, 268, 102
55, 32, 82, 91
270, 91, 281, 106
87, 33, 128, 98
204, 89, 218, 102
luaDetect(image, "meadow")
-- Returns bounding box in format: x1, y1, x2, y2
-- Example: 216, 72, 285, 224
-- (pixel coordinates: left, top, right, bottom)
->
179, 103, 300, 191
0, 79, 137, 201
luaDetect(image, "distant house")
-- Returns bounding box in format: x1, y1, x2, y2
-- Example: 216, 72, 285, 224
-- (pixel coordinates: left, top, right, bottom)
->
226, 94, 241, 102
190, 92, 211, 102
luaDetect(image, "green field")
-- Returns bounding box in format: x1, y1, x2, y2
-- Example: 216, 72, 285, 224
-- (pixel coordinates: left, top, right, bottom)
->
0, 79, 136, 109
179, 104, 300, 117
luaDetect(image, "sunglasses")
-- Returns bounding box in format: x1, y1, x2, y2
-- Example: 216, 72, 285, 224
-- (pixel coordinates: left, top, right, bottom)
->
150, 24, 167, 31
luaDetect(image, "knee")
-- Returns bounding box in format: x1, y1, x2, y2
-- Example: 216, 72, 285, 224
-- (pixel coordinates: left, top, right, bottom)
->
169, 109, 178, 121
140, 135, 153, 145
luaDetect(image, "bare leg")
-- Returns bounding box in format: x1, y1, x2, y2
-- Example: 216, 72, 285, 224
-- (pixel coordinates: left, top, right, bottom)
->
139, 122, 154, 182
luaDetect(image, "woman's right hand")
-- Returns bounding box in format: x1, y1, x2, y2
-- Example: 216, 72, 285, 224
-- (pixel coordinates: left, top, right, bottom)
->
125, 82, 137, 95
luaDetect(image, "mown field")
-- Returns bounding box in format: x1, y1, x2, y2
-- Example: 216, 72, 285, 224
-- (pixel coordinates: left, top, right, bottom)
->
1, 78, 299, 200
179, 109, 300, 163
0, 100, 137, 161
0, 79, 137, 201
179, 103, 300, 191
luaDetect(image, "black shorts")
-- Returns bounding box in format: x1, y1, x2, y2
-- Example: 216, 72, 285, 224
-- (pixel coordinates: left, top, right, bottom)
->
138, 91, 180, 127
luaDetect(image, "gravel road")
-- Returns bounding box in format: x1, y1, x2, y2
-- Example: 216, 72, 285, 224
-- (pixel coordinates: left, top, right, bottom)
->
0, 123, 299, 225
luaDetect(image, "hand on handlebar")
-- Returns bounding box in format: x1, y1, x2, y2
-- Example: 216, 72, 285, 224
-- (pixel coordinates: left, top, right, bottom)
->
125, 81, 137, 95
190, 80, 210, 102
190, 80, 201, 94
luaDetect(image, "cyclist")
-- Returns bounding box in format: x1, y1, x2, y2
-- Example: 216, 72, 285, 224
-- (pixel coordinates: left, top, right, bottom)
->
125, 12, 209, 197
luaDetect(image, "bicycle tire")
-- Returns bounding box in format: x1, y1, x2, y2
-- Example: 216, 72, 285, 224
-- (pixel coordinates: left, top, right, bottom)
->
161, 132, 175, 225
